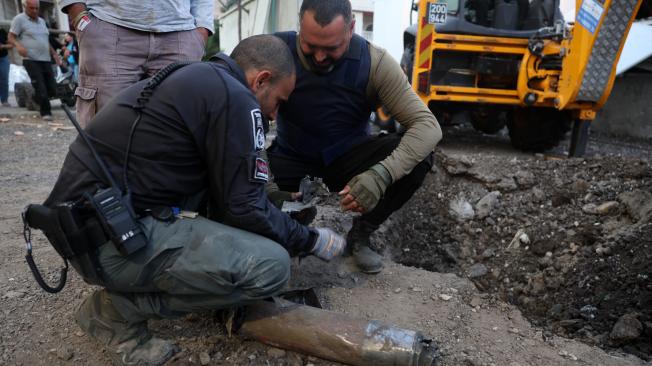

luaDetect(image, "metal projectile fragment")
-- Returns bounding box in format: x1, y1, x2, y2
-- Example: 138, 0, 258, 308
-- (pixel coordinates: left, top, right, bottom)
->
240, 299, 439, 366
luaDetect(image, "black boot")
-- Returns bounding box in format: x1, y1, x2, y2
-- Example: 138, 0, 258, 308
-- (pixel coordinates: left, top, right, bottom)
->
346, 217, 383, 274
75, 290, 179, 366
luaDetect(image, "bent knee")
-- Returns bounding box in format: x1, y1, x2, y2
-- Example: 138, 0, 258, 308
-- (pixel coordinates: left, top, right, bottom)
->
404, 156, 433, 187
242, 248, 290, 299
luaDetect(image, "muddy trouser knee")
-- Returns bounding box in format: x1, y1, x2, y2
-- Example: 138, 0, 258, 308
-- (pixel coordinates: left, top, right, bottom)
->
95, 216, 291, 323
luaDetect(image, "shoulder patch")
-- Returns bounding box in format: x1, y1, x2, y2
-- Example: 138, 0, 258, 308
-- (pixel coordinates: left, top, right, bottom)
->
253, 157, 269, 182
251, 109, 265, 151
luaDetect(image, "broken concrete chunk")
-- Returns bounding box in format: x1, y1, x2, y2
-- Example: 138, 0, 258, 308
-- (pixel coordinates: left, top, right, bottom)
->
610, 313, 643, 343
595, 201, 619, 215
449, 197, 475, 222
582, 203, 598, 214
514, 170, 535, 188
442, 154, 474, 175
468, 263, 488, 278
475, 191, 501, 219
199, 351, 211, 365
618, 190, 652, 223
531, 187, 546, 202
507, 229, 529, 251
583, 201, 619, 215
495, 177, 518, 191
438, 294, 452, 301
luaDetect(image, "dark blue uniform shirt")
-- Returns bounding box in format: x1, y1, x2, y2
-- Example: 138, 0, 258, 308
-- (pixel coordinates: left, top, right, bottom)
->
45, 55, 314, 255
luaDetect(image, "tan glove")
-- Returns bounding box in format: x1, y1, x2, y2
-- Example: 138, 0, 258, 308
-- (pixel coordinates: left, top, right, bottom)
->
341, 164, 392, 212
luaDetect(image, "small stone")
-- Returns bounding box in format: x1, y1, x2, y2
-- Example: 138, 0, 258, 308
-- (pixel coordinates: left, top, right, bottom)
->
595, 201, 619, 215
507, 229, 528, 251
248, 354, 256, 361
199, 352, 210, 365
475, 191, 501, 219
56, 347, 74, 361
514, 170, 535, 187
558, 350, 578, 361
595, 245, 612, 256
469, 297, 482, 307
412, 287, 423, 292
287, 353, 304, 366
13, 131, 24, 136
75, 331, 85, 337
582, 203, 598, 214
610, 313, 643, 342
439, 294, 452, 301
531, 187, 546, 202
3, 290, 25, 299
267, 347, 286, 358
393, 288, 402, 293
468, 263, 488, 278
482, 248, 495, 258
449, 197, 475, 222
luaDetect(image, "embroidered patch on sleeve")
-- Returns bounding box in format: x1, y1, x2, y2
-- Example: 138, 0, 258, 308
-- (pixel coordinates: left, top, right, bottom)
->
251, 109, 265, 151
252, 157, 269, 182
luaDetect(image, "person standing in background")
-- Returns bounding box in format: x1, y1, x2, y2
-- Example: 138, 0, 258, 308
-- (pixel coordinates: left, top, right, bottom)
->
0, 28, 13, 107
9, 0, 62, 120
59, 0, 214, 127
62, 32, 79, 82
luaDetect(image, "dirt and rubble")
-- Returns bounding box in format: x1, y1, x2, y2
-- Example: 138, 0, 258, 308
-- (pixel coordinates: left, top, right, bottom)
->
1, 112, 651, 366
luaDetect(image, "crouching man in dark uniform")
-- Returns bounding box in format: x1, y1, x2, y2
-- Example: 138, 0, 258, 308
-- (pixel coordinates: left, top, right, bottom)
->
43, 35, 345, 366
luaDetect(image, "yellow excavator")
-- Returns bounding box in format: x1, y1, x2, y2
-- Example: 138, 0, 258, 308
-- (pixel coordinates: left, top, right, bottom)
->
400, 0, 648, 156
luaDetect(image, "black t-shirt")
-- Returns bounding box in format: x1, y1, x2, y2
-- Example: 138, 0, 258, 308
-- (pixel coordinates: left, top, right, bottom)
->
45, 57, 313, 255
0, 29, 8, 58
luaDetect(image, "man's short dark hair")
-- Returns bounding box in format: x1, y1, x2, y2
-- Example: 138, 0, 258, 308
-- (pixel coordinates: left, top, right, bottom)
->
300, 0, 353, 27
230, 35, 295, 83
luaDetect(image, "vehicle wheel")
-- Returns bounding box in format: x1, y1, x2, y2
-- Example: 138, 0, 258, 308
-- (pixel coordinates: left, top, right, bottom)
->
373, 106, 401, 133
469, 108, 508, 134
14, 82, 31, 108
62, 95, 76, 107
507, 107, 572, 152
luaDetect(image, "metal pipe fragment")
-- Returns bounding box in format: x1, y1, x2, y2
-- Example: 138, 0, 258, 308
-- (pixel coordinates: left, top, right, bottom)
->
240, 299, 439, 366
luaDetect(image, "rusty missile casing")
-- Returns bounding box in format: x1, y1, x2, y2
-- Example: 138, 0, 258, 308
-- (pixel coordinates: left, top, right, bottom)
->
240, 299, 439, 366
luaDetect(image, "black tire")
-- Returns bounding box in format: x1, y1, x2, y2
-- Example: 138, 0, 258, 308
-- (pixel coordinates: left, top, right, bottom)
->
62, 95, 76, 107
372, 106, 401, 133
15, 82, 39, 111
469, 108, 508, 134
507, 107, 572, 152
14, 82, 30, 108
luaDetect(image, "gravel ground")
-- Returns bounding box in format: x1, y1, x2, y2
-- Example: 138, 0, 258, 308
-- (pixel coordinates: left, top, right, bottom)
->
1, 109, 650, 366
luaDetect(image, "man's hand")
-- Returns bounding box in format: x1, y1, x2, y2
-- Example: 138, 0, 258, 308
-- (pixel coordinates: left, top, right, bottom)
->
16, 45, 28, 58
196, 28, 210, 45
338, 164, 392, 213
310, 228, 346, 261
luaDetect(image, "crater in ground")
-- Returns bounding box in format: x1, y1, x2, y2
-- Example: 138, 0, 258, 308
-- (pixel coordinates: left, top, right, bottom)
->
383, 147, 652, 361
